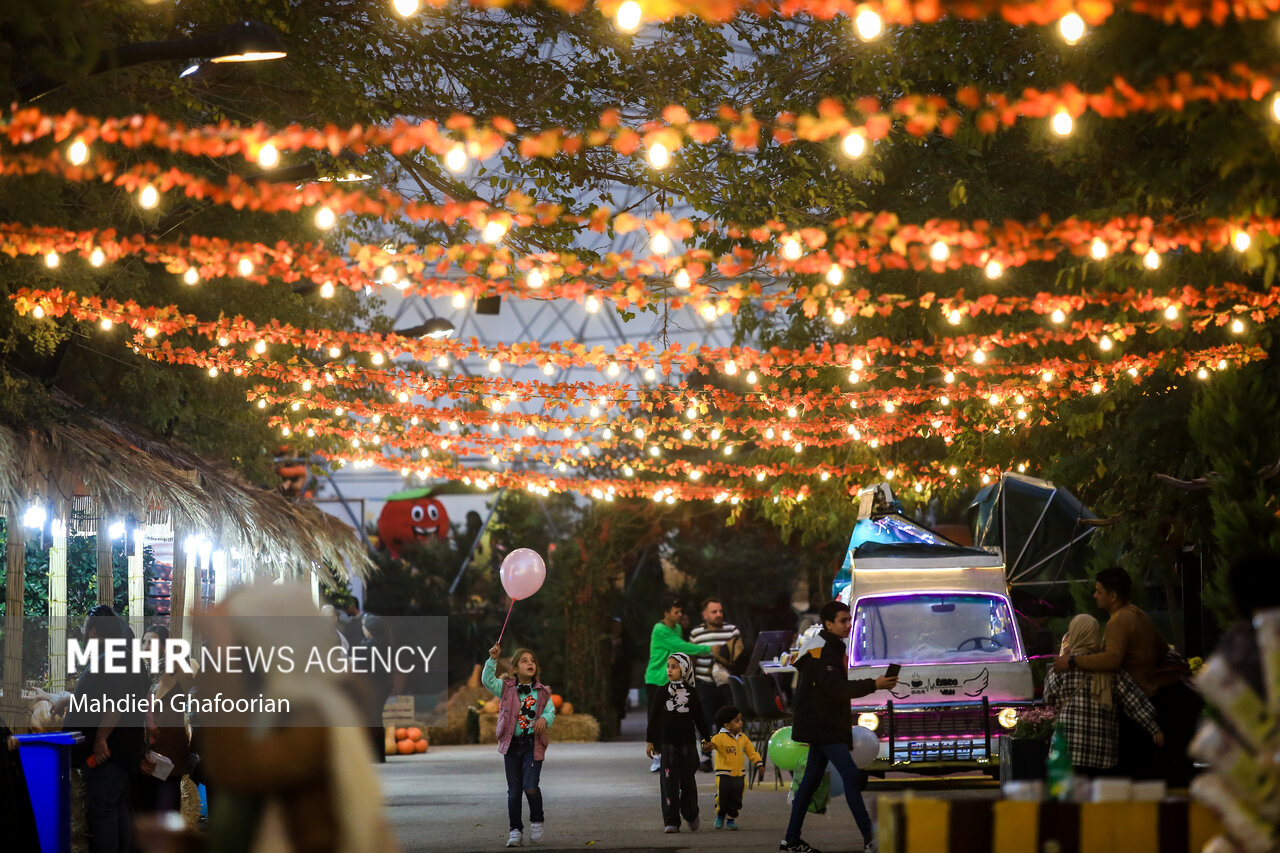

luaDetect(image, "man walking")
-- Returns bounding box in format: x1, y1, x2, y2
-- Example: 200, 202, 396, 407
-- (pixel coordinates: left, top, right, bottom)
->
1052, 566, 1198, 784
689, 597, 741, 770
645, 596, 717, 771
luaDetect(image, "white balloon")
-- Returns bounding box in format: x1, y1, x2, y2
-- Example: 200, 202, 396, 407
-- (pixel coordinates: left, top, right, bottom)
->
850, 725, 880, 768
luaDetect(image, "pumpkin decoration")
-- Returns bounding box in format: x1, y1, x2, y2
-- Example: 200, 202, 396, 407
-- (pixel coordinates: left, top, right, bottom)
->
395, 727, 408, 741
482, 698, 500, 714
560, 702, 574, 716
550, 694, 563, 710
407, 727, 422, 741
414, 739, 428, 753
397, 739, 416, 755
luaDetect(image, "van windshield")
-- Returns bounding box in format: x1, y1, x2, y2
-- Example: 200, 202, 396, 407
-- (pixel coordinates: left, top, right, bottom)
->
851, 593, 1019, 664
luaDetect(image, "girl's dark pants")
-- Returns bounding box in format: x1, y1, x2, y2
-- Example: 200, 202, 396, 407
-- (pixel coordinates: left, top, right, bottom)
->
659, 742, 700, 827
504, 733, 544, 831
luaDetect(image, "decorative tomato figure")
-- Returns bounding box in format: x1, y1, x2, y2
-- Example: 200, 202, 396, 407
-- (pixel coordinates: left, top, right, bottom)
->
377, 488, 451, 558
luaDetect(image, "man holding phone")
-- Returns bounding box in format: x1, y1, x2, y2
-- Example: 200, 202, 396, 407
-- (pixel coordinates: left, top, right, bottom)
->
780, 600, 898, 853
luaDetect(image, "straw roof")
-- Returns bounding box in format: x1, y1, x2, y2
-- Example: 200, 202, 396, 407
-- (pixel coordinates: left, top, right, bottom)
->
0, 415, 372, 583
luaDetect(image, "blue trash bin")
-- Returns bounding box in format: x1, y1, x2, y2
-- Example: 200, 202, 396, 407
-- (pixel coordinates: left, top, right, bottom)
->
15, 732, 83, 853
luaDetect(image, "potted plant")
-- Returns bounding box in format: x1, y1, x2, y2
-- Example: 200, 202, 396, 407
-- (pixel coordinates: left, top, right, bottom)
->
999, 705, 1056, 783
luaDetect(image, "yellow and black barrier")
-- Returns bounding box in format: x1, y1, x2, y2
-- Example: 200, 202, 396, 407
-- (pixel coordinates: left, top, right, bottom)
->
876, 796, 1221, 853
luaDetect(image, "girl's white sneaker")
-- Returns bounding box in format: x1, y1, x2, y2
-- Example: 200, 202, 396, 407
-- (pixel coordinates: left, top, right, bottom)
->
506, 829, 523, 847
530, 822, 544, 843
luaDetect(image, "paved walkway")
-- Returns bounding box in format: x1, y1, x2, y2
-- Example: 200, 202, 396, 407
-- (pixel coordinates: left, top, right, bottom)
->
379, 713, 998, 852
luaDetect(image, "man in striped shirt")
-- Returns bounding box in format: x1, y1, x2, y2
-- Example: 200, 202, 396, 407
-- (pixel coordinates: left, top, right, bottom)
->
690, 598, 742, 770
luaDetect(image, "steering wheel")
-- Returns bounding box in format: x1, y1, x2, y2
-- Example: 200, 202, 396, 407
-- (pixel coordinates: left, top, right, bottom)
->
956, 636, 1003, 652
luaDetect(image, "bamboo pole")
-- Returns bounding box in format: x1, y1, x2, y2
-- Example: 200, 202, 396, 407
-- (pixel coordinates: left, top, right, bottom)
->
47, 513, 68, 689
169, 521, 185, 639
2, 499, 27, 729
181, 541, 198, 644
96, 501, 114, 607
127, 521, 145, 638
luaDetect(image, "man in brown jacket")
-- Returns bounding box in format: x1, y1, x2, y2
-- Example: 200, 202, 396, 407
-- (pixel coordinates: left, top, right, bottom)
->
1053, 567, 1198, 785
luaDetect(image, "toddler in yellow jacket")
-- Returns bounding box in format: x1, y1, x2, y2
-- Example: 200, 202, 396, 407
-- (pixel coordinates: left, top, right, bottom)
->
706, 705, 764, 829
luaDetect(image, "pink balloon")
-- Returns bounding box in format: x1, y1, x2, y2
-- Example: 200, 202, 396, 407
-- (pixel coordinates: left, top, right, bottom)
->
500, 548, 546, 600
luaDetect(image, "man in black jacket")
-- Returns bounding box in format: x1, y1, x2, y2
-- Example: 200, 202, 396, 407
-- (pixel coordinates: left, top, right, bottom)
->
780, 600, 897, 853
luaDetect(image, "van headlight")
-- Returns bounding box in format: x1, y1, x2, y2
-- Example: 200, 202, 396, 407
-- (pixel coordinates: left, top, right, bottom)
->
996, 708, 1019, 729
857, 712, 880, 731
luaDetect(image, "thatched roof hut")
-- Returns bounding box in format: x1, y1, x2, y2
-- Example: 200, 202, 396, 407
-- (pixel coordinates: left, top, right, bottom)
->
0, 416, 372, 581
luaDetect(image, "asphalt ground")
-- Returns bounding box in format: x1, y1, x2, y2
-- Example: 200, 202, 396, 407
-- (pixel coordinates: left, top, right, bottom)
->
379, 713, 999, 853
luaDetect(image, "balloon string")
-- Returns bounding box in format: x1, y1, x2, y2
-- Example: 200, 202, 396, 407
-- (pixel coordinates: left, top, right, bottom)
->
496, 599, 515, 645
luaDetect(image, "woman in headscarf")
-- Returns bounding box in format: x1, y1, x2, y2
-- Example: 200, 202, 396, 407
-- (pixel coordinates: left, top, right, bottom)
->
1044, 614, 1165, 775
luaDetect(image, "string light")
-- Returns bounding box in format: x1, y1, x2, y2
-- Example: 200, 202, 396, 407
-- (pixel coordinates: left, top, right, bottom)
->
826, 265, 844, 285
89, 247, 105, 267
257, 144, 279, 168
947, 309, 962, 325
1051, 110, 1073, 136
832, 307, 847, 325
699, 304, 716, 322
183, 267, 199, 285
488, 357, 502, 373
44, 251, 59, 268
32, 305, 44, 319
1059, 12, 1086, 44
944, 371, 955, 384
444, 144, 467, 172
1272, 93, 1280, 123
1050, 309, 1066, 324
393, 0, 419, 15
526, 268, 545, 289
99, 317, 112, 330
319, 281, 335, 298
984, 259, 1003, 279
328, 345, 342, 358
674, 269, 691, 289
973, 350, 986, 364
1232, 230, 1252, 252
854, 7, 883, 40
1197, 368, 1209, 380
616, 0, 642, 31
1231, 318, 1245, 334
782, 236, 802, 261
238, 257, 254, 276
67, 139, 89, 165
1164, 304, 1179, 320
1143, 248, 1160, 270
371, 352, 385, 366
254, 339, 268, 354
451, 291, 467, 309
138, 185, 159, 209
651, 233, 671, 255
315, 207, 336, 229
1089, 238, 1108, 259
841, 131, 867, 159
647, 142, 670, 169
930, 241, 950, 262
482, 220, 508, 243
644, 368, 657, 382
1099, 335, 1114, 351
585, 295, 600, 313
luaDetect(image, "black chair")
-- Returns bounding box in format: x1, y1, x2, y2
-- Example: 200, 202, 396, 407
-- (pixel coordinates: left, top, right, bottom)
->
748, 674, 791, 788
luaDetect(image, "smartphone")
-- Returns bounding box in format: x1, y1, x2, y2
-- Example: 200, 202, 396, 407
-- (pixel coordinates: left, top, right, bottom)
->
885, 663, 902, 679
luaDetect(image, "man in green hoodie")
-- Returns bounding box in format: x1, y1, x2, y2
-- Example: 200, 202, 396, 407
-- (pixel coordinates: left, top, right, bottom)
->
645, 596, 718, 771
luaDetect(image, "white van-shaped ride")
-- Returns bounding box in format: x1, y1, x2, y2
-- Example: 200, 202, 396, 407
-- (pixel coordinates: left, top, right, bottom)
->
833, 513, 1035, 776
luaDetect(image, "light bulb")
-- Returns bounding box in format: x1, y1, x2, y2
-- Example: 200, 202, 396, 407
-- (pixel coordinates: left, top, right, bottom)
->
44, 251, 59, 268
673, 269, 691, 289
67, 139, 89, 165
1143, 248, 1160, 269
973, 349, 986, 364
700, 304, 716, 322
1233, 230, 1251, 252
1050, 309, 1065, 324
647, 142, 670, 169
947, 309, 962, 325
144, 327, 156, 338
444, 144, 467, 173
585, 295, 600, 313
651, 233, 671, 255
930, 241, 950, 262
1051, 110, 1073, 136
451, 291, 467, 309
380, 265, 400, 286
89, 247, 105, 267
1099, 336, 1113, 351
208, 367, 218, 378
645, 367, 657, 382
32, 305, 45, 319
254, 339, 267, 354
782, 237, 802, 261
826, 265, 844, 285
482, 220, 507, 243
527, 268, 544, 289
183, 267, 199, 286
1042, 371, 1054, 383
1059, 12, 1086, 44
1092, 382, 1103, 394
854, 7, 883, 40
238, 257, 254, 276
841, 131, 867, 158
489, 357, 501, 373
393, 0, 419, 15
315, 207, 336, 229
328, 346, 342, 358
1272, 93, 1280, 123
723, 360, 737, 375
1089, 238, 1107, 259
832, 307, 846, 325
100, 317, 113, 330
1231, 318, 1245, 334
944, 371, 954, 384
1197, 368, 1209, 380
616, 0, 642, 31
139, 185, 159, 209
1164, 304, 1179, 321
884, 400, 895, 413
371, 352, 385, 366
320, 281, 335, 298
257, 143, 279, 168
984, 259, 1004, 279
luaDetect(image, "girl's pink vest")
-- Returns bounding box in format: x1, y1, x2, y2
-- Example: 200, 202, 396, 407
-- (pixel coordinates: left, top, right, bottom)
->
495, 677, 551, 760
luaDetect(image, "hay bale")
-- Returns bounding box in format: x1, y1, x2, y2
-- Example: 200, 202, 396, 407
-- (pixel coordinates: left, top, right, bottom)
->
426, 685, 491, 745
477, 713, 600, 744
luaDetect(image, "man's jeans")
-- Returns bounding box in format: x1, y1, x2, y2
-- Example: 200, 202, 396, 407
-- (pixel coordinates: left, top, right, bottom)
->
85, 760, 132, 853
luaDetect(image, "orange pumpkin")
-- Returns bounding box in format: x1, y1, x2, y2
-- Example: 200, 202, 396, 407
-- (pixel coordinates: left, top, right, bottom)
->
407, 727, 423, 741
560, 702, 574, 716
551, 694, 563, 710
413, 739, 428, 753
396, 739, 415, 755
395, 727, 408, 741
